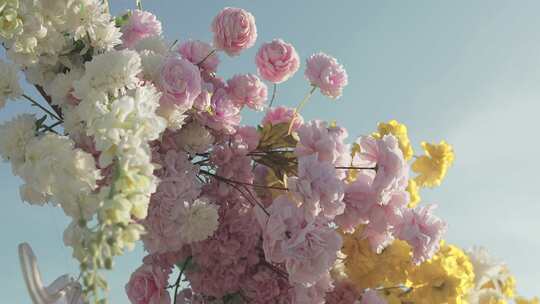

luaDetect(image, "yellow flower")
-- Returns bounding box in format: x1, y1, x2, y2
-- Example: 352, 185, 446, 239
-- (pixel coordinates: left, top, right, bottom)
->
373, 120, 414, 161
341, 227, 413, 291
405, 243, 474, 304
499, 270, 516, 298
406, 179, 421, 208
0, 0, 22, 39
412, 141, 455, 188
515, 296, 540, 304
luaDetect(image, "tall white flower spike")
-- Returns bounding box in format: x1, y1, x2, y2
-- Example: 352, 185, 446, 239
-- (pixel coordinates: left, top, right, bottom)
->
18, 243, 83, 304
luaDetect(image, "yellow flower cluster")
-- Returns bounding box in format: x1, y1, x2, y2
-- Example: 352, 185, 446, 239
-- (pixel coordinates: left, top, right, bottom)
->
340, 228, 413, 291
0, 0, 22, 39
412, 140, 455, 188
404, 243, 475, 304
373, 120, 414, 161
516, 297, 540, 304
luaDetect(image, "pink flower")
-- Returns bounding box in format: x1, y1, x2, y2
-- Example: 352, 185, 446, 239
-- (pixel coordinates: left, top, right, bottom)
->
211, 7, 257, 56
325, 280, 360, 304
288, 154, 345, 220
256, 39, 300, 83
396, 205, 447, 264
227, 74, 268, 111
292, 273, 334, 304
305, 52, 348, 99
158, 55, 202, 110
198, 87, 241, 134
354, 135, 408, 203
177, 40, 220, 72
125, 264, 171, 304
295, 120, 351, 169
360, 289, 386, 304
260, 195, 342, 286
242, 266, 291, 304
121, 10, 162, 49
233, 126, 260, 152
262, 106, 304, 131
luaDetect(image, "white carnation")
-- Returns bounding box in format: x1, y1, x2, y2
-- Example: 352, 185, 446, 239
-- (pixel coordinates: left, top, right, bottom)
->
139, 50, 164, 82
156, 103, 188, 130
0, 114, 36, 170
45, 68, 83, 106
176, 121, 214, 153
0, 60, 22, 107
176, 199, 219, 244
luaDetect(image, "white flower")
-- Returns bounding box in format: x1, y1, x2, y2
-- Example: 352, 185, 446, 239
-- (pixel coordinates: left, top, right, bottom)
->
0, 114, 36, 170
468, 288, 505, 304
156, 103, 188, 130
134, 36, 169, 55
467, 246, 505, 287
175, 199, 219, 244
176, 121, 214, 153
91, 21, 122, 51
139, 50, 164, 82
0, 60, 22, 107
45, 68, 83, 106
19, 133, 101, 212
74, 49, 142, 100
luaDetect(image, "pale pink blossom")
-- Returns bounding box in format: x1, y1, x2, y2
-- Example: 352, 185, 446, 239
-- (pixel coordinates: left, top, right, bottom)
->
288, 154, 345, 220
125, 264, 171, 304
233, 126, 260, 152
397, 204, 447, 264
360, 289, 386, 304
177, 40, 220, 72
121, 10, 162, 48
354, 135, 408, 203
158, 55, 202, 110
242, 266, 291, 304
292, 273, 334, 304
198, 87, 241, 134
260, 195, 342, 286
295, 120, 350, 169
262, 106, 304, 131
227, 74, 268, 111
325, 280, 360, 304
256, 39, 300, 83
305, 52, 348, 99
211, 7, 257, 56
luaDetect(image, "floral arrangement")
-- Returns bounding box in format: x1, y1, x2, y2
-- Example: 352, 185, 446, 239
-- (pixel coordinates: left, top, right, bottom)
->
0, 1, 537, 304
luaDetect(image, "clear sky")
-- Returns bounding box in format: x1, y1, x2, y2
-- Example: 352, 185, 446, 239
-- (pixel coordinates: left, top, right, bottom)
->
1, 0, 539, 302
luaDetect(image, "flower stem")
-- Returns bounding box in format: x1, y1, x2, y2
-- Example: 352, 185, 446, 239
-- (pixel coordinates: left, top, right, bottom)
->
288, 85, 317, 134
268, 83, 277, 108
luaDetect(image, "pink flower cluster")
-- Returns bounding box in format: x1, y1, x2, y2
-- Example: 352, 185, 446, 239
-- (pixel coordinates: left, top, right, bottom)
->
123, 6, 447, 304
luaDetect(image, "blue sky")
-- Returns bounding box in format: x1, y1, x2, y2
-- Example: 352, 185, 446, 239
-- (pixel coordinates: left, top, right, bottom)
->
1, 0, 539, 302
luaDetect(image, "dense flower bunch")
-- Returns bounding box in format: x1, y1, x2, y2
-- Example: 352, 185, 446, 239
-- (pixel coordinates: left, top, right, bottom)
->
0, 2, 537, 304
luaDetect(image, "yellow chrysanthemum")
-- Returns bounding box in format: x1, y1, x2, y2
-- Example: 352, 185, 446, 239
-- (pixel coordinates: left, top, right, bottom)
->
405, 243, 475, 304
412, 140, 455, 188
341, 228, 413, 291
499, 271, 516, 298
406, 179, 421, 208
515, 296, 540, 304
373, 120, 414, 161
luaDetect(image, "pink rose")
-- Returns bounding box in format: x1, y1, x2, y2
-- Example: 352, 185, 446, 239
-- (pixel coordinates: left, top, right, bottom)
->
211, 7, 257, 56
125, 264, 171, 304
158, 55, 202, 110
256, 39, 300, 83
227, 74, 268, 111
305, 52, 348, 99
177, 40, 220, 72
198, 87, 241, 134
121, 10, 162, 49
262, 106, 304, 131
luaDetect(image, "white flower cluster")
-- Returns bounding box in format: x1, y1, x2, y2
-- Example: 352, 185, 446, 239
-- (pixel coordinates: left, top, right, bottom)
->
177, 199, 219, 244
0, 59, 22, 109
1, 0, 120, 84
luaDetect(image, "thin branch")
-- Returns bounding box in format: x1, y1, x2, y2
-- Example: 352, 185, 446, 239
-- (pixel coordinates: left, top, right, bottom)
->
199, 169, 289, 191
34, 85, 63, 119
172, 256, 192, 303
22, 94, 63, 122
196, 49, 217, 66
